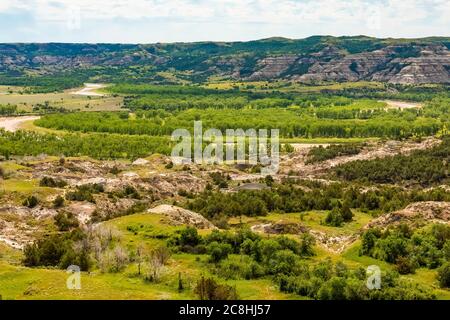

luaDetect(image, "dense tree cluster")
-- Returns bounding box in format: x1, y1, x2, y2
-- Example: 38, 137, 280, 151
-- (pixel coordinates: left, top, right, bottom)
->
171, 227, 315, 279
0, 130, 172, 160
360, 224, 450, 274
23, 229, 91, 271
335, 138, 450, 186
306, 143, 363, 164
186, 181, 450, 220
278, 258, 435, 300
171, 227, 437, 300
35, 101, 446, 139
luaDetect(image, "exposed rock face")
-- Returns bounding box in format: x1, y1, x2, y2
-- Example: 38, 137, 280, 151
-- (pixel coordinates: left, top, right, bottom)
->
298, 45, 450, 84
251, 220, 309, 234
0, 205, 58, 249
298, 48, 392, 82
385, 56, 450, 84
365, 201, 450, 229
248, 55, 298, 80
148, 205, 216, 229
1, 37, 448, 84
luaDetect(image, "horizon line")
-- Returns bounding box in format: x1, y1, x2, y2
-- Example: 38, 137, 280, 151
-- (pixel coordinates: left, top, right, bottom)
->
1, 35, 450, 46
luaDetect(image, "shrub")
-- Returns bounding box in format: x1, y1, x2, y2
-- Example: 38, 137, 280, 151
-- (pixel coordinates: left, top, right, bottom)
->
39, 176, 67, 188
437, 262, 450, 288
165, 162, 174, 169
53, 195, 65, 208
267, 250, 298, 275
194, 276, 239, 300
395, 256, 417, 275
144, 246, 171, 282
122, 185, 141, 199
299, 233, 316, 257
317, 277, 347, 300
324, 207, 344, 227
264, 175, 274, 186
216, 257, 264, 280
54, 211, 79, 231
207, 242, 232, 263
99, 246, 129, 273
179, 227, 201, 247
22, 229, 89, 271
23, 196, 39, 208
340, 203, 353, 222
66, 183, 104, 203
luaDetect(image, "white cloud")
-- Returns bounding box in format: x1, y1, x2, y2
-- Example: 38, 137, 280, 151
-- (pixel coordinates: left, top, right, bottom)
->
1, 0, 446, 23
0, 0, 448, 42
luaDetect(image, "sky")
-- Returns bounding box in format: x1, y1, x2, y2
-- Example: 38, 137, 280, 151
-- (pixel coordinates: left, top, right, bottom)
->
0, 0, 448, 43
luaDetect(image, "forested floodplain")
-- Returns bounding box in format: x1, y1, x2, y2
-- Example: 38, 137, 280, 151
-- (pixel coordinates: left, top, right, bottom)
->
0, 81, 449, 300
35, 101, 448, 139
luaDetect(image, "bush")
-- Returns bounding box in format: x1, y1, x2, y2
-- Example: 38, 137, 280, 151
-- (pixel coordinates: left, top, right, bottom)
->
99, 246, 129, 273
324, 207, 344, 227
179, 227, 201, 247
121, 185, 141, 199
395, 256, 417, 275
267, 250, 298, 275
307, 143, 362, 164
165, 162, 174, 169
340, 203, 353, 222
437, 262, 450, 288
53, 195, 65, 208
299, 233, 316, 257
66, 183, 104, 203
216, 257, 264, 280
39, 176, 67, 188
22, 229, 89, 271
278, 259, 435, 300
23, 196, 39, 208
54, 211, 79, 231
194, 276, 239, 300
207, 242, 232, 263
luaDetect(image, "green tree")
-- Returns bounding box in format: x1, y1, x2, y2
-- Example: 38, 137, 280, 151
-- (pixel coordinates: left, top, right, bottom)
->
207, 242, 232, 263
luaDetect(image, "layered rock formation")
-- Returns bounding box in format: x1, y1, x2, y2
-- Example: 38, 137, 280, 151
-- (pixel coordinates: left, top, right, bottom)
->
0, 37, 449, 84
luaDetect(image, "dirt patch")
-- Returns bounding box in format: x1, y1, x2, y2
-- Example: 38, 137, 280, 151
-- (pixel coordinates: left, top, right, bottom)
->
0, 116, 40, 132
65, 202, 96, 224
70, 83, 106, 97
310, 230, 358, 253
251, 220, 309, 234
365, 201, 450, 229
0, 205, 57, 249
233, 183, 269, 191
142, 173, 206, 197
381, 100, 423, 109
148, 205, 216, 229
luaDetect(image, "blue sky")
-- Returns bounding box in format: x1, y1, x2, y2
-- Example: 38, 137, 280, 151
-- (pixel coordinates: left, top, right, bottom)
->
0, 0, 448, 43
